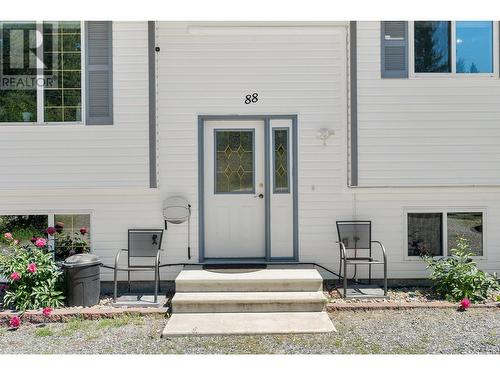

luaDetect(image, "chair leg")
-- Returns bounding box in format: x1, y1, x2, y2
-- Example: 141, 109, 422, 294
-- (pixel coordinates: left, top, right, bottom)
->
339, 256, 342, 282
113, 267, 118, 302
154, 263, 159, 303
384, 260, 388, 296
157, 263, 161, 293
127, 270, 131, 293
343, 260, 347, 298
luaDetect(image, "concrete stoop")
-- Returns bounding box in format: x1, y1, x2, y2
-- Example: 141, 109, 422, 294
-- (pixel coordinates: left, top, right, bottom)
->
162, 312, 336, 336
162, 267, 336, 336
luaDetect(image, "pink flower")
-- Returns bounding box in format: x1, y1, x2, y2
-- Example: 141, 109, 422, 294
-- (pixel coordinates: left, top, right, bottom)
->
35, 238, 47, 248
13, 239, 20, 245
27, 263, 37, 273
30, 236, 38, 244
42, 307, 53, 317
9, 316, 21, 329
79, 227, 88, 235
46, 227, 56, 235
459, 298, 471, 310
9, 272, 21, 281
4, 233, 13, 241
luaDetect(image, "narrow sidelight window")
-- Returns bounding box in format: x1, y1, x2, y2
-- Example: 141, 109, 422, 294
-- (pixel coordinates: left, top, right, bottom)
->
273, 128, 290, 193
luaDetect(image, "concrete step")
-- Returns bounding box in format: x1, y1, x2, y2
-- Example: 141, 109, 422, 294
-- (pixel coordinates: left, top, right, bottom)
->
175, 269, 324, 292
162, 311, 336, 337
172, 291, 327, 313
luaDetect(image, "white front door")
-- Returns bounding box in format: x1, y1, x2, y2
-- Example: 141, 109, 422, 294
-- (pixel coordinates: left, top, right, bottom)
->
204, 120, 266, 258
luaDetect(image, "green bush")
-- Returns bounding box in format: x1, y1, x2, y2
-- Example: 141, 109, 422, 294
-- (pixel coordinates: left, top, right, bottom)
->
0, 235, 64, 311
424, 237, 499, 302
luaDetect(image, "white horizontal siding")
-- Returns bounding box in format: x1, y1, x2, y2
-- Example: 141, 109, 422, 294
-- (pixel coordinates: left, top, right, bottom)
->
356, 21, 500, 186
157, 21, 351, 274
0, 22, 499, 281
0, 22, 150, 189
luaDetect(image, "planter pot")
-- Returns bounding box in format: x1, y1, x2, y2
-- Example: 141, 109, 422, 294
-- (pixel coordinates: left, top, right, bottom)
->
22, 112, 33, 122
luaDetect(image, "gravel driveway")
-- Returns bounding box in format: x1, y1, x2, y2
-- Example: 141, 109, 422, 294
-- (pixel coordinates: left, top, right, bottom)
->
0, 309, 498, 354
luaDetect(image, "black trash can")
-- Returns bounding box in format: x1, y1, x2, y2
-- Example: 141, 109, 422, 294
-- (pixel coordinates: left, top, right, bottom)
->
63, 254, 102, 307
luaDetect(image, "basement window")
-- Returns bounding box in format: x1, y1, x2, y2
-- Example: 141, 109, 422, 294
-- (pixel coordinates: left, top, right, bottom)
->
406, 210, 484, 258
0, 213, 91, 260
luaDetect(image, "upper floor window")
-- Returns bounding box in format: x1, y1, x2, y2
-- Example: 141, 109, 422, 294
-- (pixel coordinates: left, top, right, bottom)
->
0, 21, 82, 124
413, 21, 494, 75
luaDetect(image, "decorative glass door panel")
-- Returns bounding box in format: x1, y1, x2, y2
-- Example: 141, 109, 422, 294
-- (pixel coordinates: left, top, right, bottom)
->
215, 130, 254, 193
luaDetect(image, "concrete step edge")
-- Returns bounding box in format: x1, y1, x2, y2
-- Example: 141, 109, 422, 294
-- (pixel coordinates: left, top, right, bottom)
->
172, 291, 327, 304
162, 311, 336, 337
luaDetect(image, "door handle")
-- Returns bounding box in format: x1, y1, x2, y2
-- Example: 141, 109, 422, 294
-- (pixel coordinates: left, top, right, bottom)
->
254, 193, 264, 199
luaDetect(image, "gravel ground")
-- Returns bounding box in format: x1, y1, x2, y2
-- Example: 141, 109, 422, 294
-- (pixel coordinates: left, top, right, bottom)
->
325, 284, 499, 304
0, 309, 498, 354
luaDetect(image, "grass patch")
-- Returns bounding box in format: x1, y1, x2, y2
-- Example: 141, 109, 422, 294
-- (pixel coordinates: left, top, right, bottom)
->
60, 317, 94, 336
97, 314, 144, 329
34, 326, 54, 337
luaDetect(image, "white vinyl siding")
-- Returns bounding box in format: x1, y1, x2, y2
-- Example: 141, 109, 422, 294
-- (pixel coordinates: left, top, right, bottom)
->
1, 22, 500, 281
0, 22, 149, 189
157, 21, 350, 271
356, 21, 500, 186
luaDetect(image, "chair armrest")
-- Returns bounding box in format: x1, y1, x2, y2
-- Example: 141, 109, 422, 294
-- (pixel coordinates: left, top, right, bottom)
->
114, 248, 128, 269
371, 241, 387, 264
155, 249, 162, 265
336, 241, 347, 260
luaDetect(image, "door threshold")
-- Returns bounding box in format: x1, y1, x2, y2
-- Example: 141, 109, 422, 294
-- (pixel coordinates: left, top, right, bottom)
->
202, 257, 267, 264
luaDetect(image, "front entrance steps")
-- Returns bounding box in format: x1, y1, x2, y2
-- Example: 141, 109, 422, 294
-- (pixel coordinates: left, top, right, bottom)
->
162, 267, 336, 337
163, 312, 334, 336
172, 291, 327, 313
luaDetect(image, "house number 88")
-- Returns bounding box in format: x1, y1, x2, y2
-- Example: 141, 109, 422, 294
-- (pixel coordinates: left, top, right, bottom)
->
245, 93, 258, 104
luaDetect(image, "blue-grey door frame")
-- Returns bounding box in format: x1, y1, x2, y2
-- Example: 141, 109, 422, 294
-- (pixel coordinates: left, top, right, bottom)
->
198, 115, 298, 263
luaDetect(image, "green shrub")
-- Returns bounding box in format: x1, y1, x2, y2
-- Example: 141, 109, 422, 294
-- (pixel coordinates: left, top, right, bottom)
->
0, 234, 64, 311
424, 237, 499, 302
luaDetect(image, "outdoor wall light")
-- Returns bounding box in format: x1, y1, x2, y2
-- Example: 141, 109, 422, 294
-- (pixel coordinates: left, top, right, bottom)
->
317, 128, 335, 146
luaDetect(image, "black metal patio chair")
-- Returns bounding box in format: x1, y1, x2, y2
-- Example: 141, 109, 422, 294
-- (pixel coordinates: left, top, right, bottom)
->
113, 229, 164, 303
336, 221, 387, 298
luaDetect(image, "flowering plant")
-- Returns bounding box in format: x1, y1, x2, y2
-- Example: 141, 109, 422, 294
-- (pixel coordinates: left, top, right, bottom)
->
458, 298, 471, 311
9, 316, 21, 329
424, 237, 499, 303
52, 224, 90, 261
0, 233, 64, 311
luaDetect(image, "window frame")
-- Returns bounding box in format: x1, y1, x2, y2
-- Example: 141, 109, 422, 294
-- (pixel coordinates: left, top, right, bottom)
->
409, 21, 499, 79
0, 21, 85, 126
403, 207, 487, 261
0, 210, 93, 255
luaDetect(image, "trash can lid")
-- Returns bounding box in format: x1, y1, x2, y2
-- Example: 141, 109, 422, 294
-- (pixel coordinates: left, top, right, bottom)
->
63, 253, 101, 268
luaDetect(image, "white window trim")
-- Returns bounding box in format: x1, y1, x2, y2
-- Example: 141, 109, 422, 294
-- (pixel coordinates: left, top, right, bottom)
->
0, 210, 94, 254
409, 21, 499, 79
0, 21, 85, 126
403, 207, 487, 262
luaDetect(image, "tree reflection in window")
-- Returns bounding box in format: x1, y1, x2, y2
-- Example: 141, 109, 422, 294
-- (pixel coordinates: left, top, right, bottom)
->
414, 21, 451, 73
